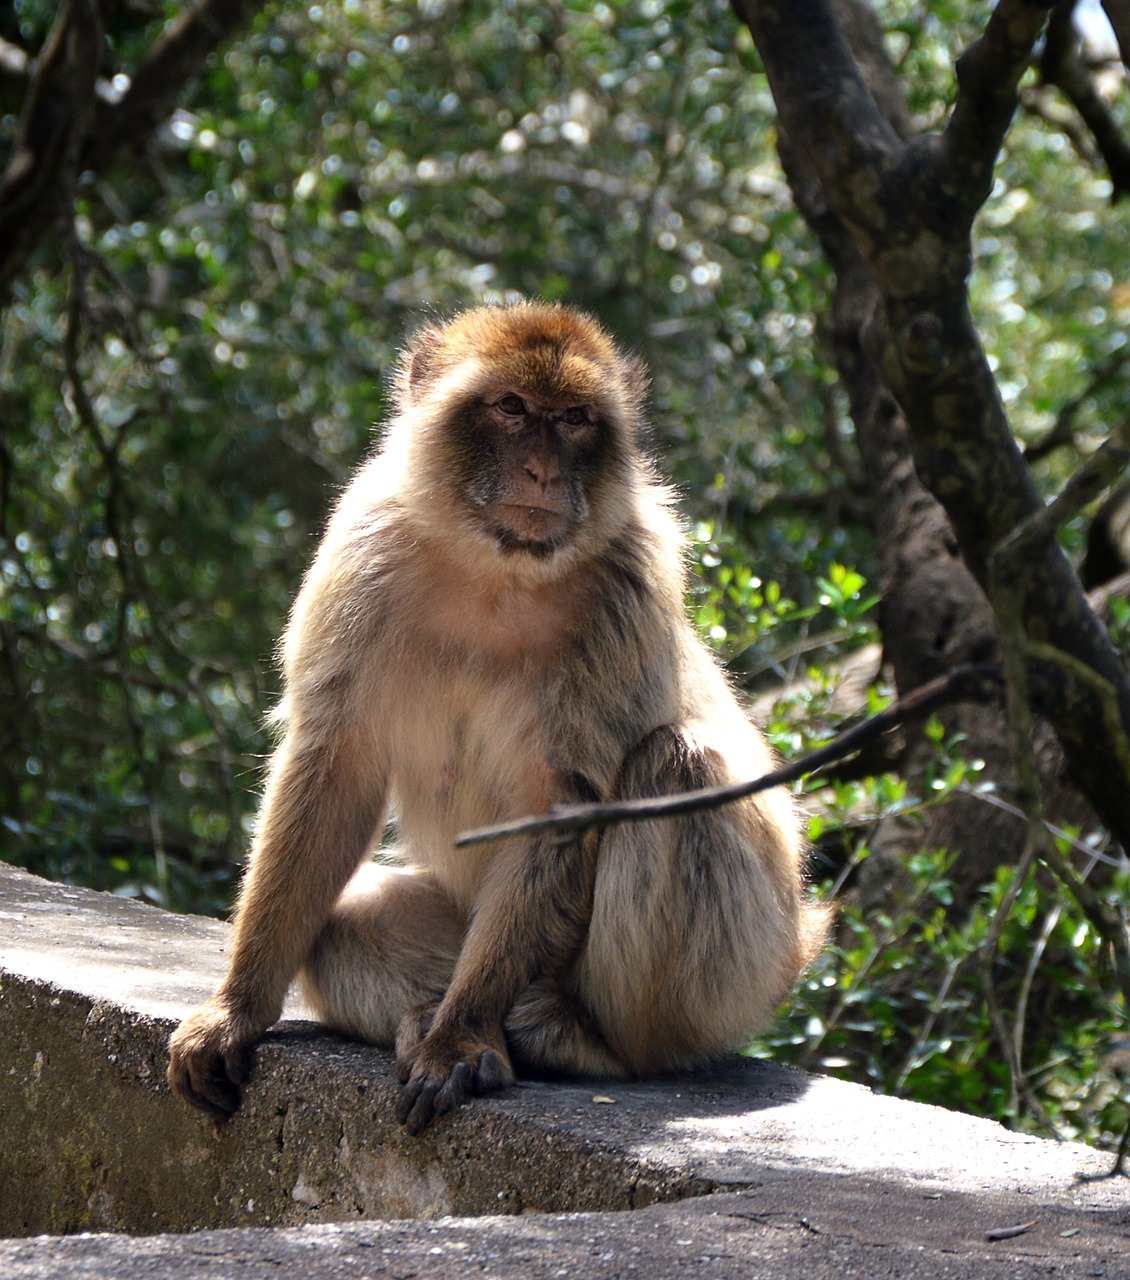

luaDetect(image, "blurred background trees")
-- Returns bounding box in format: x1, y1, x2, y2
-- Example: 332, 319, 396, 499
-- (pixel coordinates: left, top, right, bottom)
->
2, 0, 1129, 1152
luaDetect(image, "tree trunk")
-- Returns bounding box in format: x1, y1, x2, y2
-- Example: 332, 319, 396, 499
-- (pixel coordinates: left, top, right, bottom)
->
751, 0, 1101, 903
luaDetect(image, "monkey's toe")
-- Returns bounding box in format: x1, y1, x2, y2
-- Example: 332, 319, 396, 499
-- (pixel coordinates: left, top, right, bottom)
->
398, 1059, 474, 1133
398, 1076, 441, 1134
474, 1049, 513, 1093
433, 1061, 473, 1116
224, 1043, 254, 1086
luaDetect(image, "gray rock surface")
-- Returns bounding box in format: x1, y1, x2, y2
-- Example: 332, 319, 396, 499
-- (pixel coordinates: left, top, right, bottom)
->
1, 861, 1127, 1277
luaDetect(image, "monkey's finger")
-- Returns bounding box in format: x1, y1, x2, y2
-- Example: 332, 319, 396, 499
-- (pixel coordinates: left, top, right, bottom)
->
473, 1050, 513, 1095
193, 1070, 242, 1120
432, 1061, 473, 1116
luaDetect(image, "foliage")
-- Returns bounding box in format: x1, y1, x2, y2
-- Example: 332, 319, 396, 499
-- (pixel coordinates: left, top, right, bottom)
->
755, 823, 1130, 1149
1, 0, 849, 911
737, 563, 1128, 1152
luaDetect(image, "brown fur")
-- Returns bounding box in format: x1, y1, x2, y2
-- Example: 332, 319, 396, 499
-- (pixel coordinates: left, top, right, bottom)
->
167, 301, 829, 1132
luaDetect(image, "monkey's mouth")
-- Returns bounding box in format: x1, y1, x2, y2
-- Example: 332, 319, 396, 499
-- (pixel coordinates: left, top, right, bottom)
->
487, 503, 574, 556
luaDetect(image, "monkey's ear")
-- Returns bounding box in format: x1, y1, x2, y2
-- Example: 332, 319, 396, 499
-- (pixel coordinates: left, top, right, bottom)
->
403, 327, 444, 400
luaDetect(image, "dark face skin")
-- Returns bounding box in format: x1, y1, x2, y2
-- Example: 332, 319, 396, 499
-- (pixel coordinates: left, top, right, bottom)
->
461, 390, 604, 557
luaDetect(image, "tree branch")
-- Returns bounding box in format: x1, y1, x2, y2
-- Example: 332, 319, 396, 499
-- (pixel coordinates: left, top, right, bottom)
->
455, 664, 1003, 848
0, 0, 101, 306
1016, 422, 1130, 555
85, 0, 268, 171
942, 0, 1056, 219
0, 1, 269, 308
730, 0, 902, 234
1023, 349, 1130, 462
1100, 0, 1130, 72
1042, 0, 1130, 200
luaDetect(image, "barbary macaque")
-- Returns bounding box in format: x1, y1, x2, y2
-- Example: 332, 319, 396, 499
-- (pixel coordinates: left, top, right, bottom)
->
168, 302, 828, 1134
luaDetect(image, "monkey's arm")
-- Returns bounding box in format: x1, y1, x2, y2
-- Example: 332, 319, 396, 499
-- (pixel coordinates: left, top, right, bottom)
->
169, 720, 386, 1120
396, 824, 596, 1134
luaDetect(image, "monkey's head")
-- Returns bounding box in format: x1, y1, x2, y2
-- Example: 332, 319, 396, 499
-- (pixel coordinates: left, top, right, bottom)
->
388, 302, 656, 571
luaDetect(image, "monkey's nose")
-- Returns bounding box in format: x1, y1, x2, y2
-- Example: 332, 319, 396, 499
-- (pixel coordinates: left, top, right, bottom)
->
524, 457, 562, 492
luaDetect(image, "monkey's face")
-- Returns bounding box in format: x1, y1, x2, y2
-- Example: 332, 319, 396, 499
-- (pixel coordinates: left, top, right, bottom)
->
391, 303, 650, 568
454, 390, 605, 559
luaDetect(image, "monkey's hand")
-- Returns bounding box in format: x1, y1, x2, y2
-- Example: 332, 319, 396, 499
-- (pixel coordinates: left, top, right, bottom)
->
395, 1023, 515, 1136
168, 998, 259, 1122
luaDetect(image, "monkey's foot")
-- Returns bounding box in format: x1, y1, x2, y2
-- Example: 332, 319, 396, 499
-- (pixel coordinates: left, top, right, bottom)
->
395, 1025, 515, 1135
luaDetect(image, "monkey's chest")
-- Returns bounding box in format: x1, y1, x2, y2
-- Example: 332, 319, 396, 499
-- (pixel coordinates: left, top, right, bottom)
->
383, 673, 552, 891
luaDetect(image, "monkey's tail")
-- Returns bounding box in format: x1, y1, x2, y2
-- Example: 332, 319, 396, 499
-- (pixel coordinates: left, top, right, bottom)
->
798, 896, 836, 969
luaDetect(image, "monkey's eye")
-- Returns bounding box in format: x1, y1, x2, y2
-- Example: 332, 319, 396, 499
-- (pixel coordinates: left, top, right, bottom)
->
496, 394, 527, 416
561, 406, 589, 427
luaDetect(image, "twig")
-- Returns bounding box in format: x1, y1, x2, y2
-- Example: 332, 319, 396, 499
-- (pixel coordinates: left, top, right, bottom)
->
1023, 352, 1130, 463
954, 785, 1125, 866
986, 448, 1130, 1150
800, 848, 961, 1070
730, 0, 902, 210
977, 826, 1057, 1131
1114, 1113, 1130, 1176
455, 663, 1003, 847
985, 1220, 1039, 1241
1013, 893, 1068, 1083
85, 0, 269, 170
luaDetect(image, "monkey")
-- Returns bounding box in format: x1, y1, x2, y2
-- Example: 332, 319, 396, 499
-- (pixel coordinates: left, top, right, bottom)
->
168, 301, 829, 1135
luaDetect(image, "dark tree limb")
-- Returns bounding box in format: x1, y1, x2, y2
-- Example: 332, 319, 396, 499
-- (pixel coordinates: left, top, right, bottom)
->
1021, 83, 1103, 165
1042, 1, 1130, 200
1017, 423, 1130, 549
85, 0, 267, 171
733, 0, 901, 236
0, 0, 269, 309
455, 664, 1004, 847
0, 0, 101, 306
756, 3, 1031, 898
733, 0, 1130, 851
1100, 0, 1130, 72
941, 0, 1056, 220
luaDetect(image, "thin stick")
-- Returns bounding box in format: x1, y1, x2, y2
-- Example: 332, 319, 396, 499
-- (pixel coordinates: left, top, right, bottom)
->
455, 662, 1003, 848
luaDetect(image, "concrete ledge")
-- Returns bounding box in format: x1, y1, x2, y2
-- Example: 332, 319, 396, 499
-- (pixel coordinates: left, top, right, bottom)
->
1, 862, 1128, 1278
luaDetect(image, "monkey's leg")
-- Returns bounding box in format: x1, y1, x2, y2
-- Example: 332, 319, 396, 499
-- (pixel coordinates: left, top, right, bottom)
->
395, 812, 599, 1133
504, 979, 628, 1078
577, 723, 807, 1075
298, 861, 464, 1046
